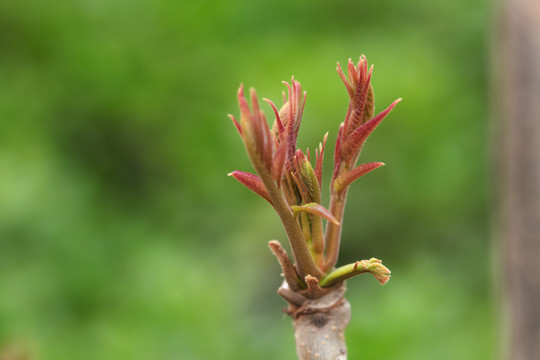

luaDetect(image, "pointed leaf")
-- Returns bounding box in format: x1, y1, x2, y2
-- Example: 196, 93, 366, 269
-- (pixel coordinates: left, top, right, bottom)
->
282, 78, 306, 165
333, 162, 385, 192
228, 171, 272, 205
228, 114, 242, 136
346, 66, 373, 135
271, 140, 287, 183
314, 132, 328, 187
289, 171, 310, 204
341, 98, 401, 161
337, 62, 353, 98
333, 123, 344, 179
249, 88, 265, 155
347, 58, 358, 88
291, 203, 339, 225
264, 98, 285, 140
237, 84, 251, 121
363, 82, 375, 125
259, 109, 274, 170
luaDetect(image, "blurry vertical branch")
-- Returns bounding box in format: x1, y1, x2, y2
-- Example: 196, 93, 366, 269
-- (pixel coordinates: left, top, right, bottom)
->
498, 0, 540, 359
228, 57, 400, 360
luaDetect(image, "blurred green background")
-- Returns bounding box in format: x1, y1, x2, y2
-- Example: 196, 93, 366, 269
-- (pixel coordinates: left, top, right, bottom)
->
0, 0, 494, 359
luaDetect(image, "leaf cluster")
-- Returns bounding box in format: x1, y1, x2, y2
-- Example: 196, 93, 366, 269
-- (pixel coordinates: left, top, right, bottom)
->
229, 56, 399, 292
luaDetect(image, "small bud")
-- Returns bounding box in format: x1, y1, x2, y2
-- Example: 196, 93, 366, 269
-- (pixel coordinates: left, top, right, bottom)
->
314, 132, 328, 187
318, 257, 391, 287
296, 151, 321, 204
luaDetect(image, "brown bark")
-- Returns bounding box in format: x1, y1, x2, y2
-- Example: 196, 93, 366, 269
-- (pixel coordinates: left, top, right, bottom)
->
498, 0, 540, 359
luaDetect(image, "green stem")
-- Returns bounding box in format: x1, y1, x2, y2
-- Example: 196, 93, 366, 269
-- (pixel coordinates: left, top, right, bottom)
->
255, 161, 324, 279
310, 215, 325, 270
323, 188, 348, 272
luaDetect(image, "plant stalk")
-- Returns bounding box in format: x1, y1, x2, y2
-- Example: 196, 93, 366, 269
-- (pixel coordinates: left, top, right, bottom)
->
256, 163, 324, 279
323, 188, 348, 272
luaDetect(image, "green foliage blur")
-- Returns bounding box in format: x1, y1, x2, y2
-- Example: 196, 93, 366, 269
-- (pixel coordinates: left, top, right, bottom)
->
0, 0, 494, 359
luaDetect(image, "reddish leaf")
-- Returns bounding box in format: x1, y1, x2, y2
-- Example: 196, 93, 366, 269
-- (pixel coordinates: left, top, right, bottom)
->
347, 58, 358, 89
333, 162, 385, 192
314, 132, 328, 187
289, 172, 310, 204
263, 98, 285, 140
228, 114, 242, 136
282, 78, 305, 165
272, 140, 287, 183
237, 84, 251, 120
346, 66, 373, 135
333, 123, 344, 179
341, 98, 401, 161
291, 203, 340, 225
363, 82, 375, 125
337, 61, 354, 98
228, 171, 272, 205
249, 88, 265, 156
259, 109, 274, 170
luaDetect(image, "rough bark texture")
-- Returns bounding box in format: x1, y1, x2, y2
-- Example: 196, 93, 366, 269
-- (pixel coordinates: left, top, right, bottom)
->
498, 0, 540, 359
292, 298, 350, 360
279, 282, 351, 360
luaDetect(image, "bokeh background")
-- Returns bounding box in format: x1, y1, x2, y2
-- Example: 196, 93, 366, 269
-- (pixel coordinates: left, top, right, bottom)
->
0, 0, 495, 359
